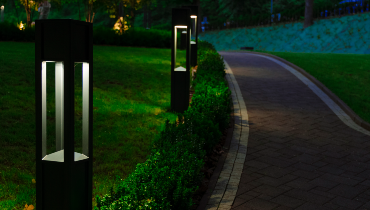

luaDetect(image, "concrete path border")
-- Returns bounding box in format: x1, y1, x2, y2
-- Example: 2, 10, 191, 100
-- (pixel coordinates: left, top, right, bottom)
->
201, 60, 250, 210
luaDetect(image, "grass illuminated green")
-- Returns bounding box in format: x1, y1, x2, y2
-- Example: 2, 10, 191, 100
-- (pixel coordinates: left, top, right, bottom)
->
224, 49, 370, 125
0, 42, 186, 209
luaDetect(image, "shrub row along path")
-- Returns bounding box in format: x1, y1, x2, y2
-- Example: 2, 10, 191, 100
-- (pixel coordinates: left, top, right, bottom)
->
199, 51, 370, 210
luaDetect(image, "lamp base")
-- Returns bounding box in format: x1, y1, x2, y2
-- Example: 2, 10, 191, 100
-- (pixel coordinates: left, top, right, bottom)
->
42, 149, 89, 162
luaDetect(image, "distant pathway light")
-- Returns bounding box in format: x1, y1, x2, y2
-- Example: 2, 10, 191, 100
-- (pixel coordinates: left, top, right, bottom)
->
1, 6, 4, 22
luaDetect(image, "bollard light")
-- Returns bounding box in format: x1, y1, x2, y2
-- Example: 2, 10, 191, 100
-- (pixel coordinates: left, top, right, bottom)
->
182, 6, 199, 67
171, 8, 191, 113
35, 19, 93, 210
1, 5, 4, 22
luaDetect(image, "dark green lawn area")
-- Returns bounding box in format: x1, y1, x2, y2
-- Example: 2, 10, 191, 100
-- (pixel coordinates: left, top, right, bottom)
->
0, 42, 186, 209
225, 49, 370, 125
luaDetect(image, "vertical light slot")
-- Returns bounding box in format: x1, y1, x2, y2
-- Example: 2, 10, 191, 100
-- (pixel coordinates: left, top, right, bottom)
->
55, 62, 64, 154
189, 27, 191, 54
191, 16, 197, 40
174, 26, 177, 68
82, 62, 89, 157
42, 61, 47, 158
174, 26, 187, 71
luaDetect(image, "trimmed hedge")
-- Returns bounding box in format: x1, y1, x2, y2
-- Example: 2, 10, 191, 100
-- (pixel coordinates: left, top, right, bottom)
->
0, 21, 181, 49
95, 40, 231, 210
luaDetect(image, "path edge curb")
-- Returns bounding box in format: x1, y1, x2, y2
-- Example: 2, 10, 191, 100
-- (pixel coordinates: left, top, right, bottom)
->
226, 50, 370, 132
196, 79, 235, 210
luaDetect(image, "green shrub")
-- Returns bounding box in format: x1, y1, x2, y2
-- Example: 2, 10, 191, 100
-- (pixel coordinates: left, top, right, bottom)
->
0, 21, 35, 42
96, 40, 231, 210
0, 22, 180, 49
93, 26, 180, 48
150, 23, 172, 31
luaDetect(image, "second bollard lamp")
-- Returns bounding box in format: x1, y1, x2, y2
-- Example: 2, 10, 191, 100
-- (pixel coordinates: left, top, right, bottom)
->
171, 8, 191, 113
182, 5, 198, 67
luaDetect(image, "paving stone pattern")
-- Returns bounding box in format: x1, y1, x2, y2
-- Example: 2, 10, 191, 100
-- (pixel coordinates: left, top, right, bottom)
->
218, 52, 370, 210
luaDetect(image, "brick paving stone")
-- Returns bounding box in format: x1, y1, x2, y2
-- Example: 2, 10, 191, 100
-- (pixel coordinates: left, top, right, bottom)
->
271, 195, 305, 208
361, 201, 370, 209
328, 184, 367, 199
321, 173, 361, 186
233, 198, 279, 210
295, 153, 322, 164
244, 160, 271, 169
253, 184, 290, 198
235, 183, 260, 196
360, 180, 370, 187
245, 190, 261, 198
321, 156, 348, 166
291, 162, 319, 172
339, 162, 367, 174
285, 178, 316, 191
323, 202, 341, 209
272, 206, 294, 210
295, 202, 330, 210
330, 196, 363, 209
311, 161, 328, 167
284, 188, 333, 205
232, 198, 249, 208
219, 52, 370, 210
254, 174, 297, 187
318, 165, 345, 175
309, 177, 339, 189
258, 156, 297, 168
257, 148, 282, 158
292, 170, 322, 180
257, 166, 295, 178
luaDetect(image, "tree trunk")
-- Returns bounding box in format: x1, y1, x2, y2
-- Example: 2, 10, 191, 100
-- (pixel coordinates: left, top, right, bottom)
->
85, 0, 94, 23
130, 1, 136, 29
91, 12, 95, 23
143, 2, 147, 28
27, 11, 31, 27
24, 0, 31, 28
303, 0, 314, 29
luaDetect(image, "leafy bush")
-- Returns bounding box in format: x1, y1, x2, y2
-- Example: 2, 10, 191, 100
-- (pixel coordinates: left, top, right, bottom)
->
0, 22, 180, 49
93, 26, 181, 48
150, 23, 172, 31
0, 21, 35, 42
96, 40, 231, 210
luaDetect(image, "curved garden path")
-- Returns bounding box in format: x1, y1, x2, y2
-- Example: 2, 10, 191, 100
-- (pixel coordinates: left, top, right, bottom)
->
198, 51, 370, 210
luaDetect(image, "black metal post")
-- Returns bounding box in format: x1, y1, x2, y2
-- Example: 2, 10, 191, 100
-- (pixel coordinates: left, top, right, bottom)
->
171, 8, 191, 113
35, 19, 93, 210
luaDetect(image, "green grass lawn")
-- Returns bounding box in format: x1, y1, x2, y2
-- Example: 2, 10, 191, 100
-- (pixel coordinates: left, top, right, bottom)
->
224, 49, 370, 126
0, 42, 187, 209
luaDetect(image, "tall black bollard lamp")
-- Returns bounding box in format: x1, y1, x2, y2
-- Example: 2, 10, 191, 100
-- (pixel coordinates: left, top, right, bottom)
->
182, 5, 199, 67
171, 8, 191, 113
35, 19, 93, 210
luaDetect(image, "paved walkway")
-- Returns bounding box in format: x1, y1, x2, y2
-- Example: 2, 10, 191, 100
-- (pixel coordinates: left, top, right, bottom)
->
200, 51, 370, 210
